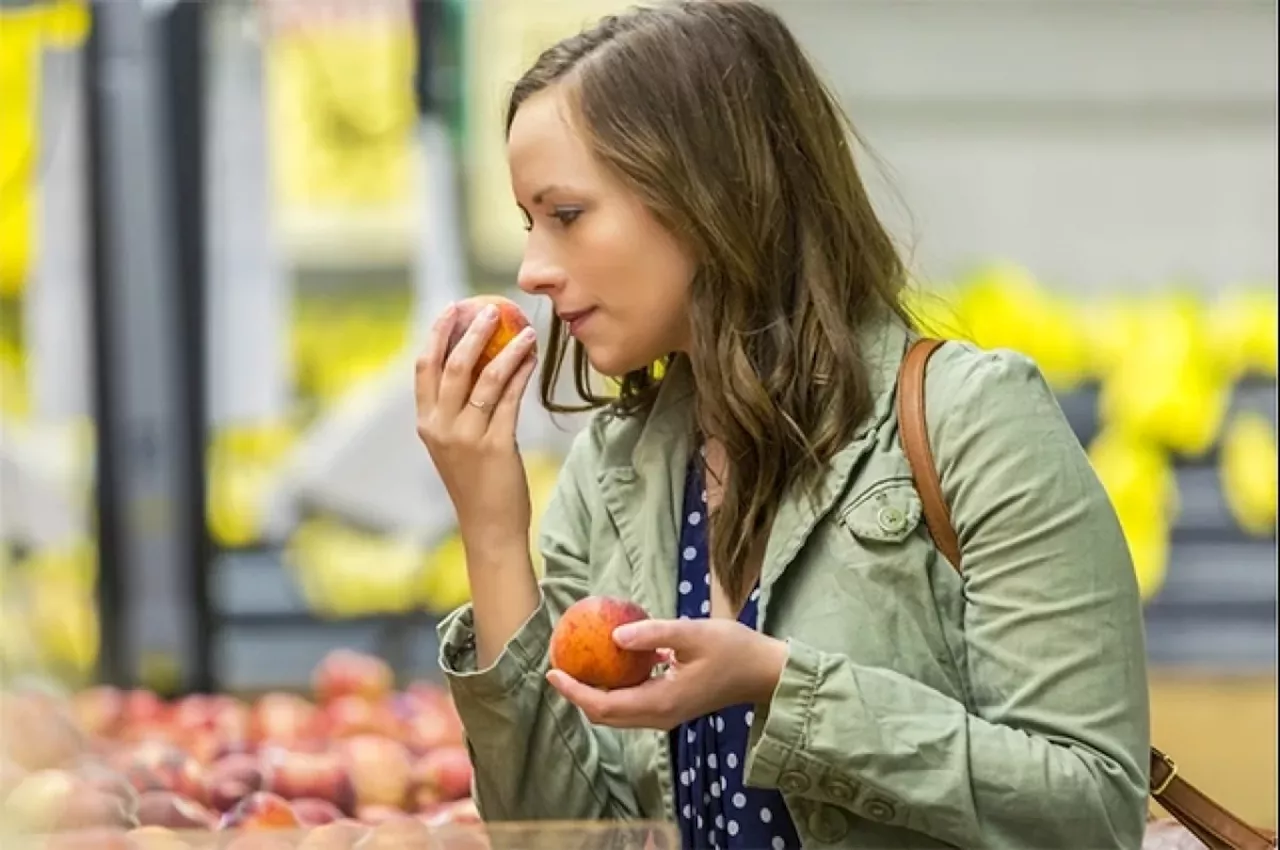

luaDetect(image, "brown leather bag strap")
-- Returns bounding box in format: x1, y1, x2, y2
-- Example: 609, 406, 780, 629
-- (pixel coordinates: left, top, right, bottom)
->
1149, 749, 1277, 850
895, 337, 961, 573
896, 337, 1276, 850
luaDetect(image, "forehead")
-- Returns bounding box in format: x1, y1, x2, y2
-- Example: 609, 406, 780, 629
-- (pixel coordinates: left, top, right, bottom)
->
507, 88, 598, 192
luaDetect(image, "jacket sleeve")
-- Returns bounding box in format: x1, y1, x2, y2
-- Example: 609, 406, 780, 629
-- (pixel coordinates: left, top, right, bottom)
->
436, 424, 643, 823
743, 346, 1151, 849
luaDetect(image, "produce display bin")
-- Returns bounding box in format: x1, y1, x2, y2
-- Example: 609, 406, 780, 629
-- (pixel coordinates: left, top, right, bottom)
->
6, 820, 680, 849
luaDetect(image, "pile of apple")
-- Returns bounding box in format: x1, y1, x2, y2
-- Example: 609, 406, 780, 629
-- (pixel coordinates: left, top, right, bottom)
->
0, 650, 479, 848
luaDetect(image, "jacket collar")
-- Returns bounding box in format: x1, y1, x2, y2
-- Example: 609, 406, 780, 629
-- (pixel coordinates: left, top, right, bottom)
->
595, 311, 913, 619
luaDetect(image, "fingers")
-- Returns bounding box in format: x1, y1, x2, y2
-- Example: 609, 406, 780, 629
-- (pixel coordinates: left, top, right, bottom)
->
436, 304, 502, 415
546, 670, 676, 730
414, 304, 458, 410
465, 325, 537, 410
486, 348, 538, 436
612, 618, 697, 653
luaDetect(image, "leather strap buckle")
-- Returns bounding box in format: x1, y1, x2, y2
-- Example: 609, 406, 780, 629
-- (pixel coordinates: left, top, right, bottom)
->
1151, 748, 1179, 797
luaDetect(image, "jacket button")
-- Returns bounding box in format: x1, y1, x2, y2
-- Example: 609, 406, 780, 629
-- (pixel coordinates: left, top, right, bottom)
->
778, 771, 811, 794
807, 805, 849, 843
825, 778, 856, 802
865, 798, 896, 822
877, 506, 906, 533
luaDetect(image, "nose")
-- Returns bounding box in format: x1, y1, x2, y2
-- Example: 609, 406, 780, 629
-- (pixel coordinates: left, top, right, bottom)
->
516, 239, 566, 296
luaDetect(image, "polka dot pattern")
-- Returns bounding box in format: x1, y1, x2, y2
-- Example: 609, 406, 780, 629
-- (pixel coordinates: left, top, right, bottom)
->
671, 452, 801, 850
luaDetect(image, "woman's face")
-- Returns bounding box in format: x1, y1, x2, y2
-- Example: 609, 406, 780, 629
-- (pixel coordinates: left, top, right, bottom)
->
507, 87, 697, 377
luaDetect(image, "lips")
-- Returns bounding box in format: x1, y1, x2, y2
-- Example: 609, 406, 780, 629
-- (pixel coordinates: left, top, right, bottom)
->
557, 307, 597, 336
556, 308, 594, 324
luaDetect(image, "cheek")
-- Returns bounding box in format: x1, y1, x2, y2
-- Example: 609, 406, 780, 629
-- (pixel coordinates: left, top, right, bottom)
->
574, 208, 694, 356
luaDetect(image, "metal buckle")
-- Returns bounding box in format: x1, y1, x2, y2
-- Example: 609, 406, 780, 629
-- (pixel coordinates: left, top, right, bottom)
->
1151, 749, 1179, 796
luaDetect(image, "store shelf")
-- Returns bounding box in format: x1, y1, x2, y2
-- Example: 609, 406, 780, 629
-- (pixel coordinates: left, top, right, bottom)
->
214, 613, 443, 694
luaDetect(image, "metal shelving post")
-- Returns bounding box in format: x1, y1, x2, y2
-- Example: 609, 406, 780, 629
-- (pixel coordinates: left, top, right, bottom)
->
84, 0, 211, 693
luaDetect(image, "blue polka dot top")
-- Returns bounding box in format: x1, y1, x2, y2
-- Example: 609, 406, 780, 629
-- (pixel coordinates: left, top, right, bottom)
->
669, 452, 802, 850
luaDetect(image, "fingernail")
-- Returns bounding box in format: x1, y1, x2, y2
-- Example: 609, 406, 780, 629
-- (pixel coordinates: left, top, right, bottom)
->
519, 327, 536, 342
613, 624, 637, 646
482, 305, 499, 320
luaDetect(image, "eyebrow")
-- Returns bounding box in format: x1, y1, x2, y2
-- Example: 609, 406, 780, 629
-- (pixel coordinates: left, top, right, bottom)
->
531, 184, 574, 205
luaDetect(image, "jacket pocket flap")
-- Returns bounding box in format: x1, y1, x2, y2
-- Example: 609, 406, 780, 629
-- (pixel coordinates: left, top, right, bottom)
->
839, 480, 923, 544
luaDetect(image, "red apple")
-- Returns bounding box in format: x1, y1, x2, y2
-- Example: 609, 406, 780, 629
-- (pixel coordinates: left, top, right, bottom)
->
71, 686, 127, 740
120, 691, 170, 736
135, 790, 218, 829
1, 768, 139, 833
204, 753, 268, 813
71, 758, 139, 810
396, 693, 464, 755
322, 696, 399, 741
168, 694, 214, 733
250, 693, 322, 749
113, 741, 207, 805
1, 756, 28, 798
404, 682, 448, 703
312, 651, 394, 706
218, 790, 301, 831
0, 691, 86, 770
338, 736, 411, 810
261, 748, 354, 814
408, 746, 473, 810
171, 695, 250, 744
292, 797, 346, 826
210, 740, 257, 762
549, 596, 659, 690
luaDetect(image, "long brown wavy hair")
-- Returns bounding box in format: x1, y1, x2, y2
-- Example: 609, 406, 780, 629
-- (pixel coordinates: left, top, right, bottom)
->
507, 0, 914, 602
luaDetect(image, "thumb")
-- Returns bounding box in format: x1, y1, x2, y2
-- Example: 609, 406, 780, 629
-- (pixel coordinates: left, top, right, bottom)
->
613, 618, 695, 652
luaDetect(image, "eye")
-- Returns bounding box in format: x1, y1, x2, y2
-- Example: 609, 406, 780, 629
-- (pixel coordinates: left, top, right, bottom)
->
551, 206, 583, 227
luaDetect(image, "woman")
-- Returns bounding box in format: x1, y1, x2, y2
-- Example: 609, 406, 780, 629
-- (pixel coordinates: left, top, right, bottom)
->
414, 2, 1151, 848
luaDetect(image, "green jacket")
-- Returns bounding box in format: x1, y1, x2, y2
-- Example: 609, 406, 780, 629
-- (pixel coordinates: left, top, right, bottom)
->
437, 317, 1151, 848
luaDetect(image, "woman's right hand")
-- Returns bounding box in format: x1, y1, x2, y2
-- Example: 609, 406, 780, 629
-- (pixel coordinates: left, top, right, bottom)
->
415, 302, 539, 551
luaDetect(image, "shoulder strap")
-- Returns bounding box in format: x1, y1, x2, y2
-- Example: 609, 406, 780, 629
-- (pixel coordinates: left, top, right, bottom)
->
895, 337, 1277, 850
895, 337, 961, 573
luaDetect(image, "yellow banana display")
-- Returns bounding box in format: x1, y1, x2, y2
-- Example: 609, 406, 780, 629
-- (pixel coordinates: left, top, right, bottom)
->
1098, 292, 1232, 459
1220, 413, 1278, 538
1087, 429, 1180, 602
207, 420, 302, 549
278, 451, 564, 618
952, 263, 1091, 392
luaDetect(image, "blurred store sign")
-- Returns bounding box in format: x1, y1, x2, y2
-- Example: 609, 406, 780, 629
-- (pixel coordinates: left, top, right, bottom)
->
260, 0, 419, 269
0, 0, 87, 297
463, 0, 634, 273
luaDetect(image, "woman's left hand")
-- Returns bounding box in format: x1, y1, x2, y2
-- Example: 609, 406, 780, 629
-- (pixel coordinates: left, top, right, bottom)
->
546, 618, 790, 730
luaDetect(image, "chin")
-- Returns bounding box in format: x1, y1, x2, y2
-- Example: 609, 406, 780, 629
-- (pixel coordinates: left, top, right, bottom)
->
584, 346, 652, 382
